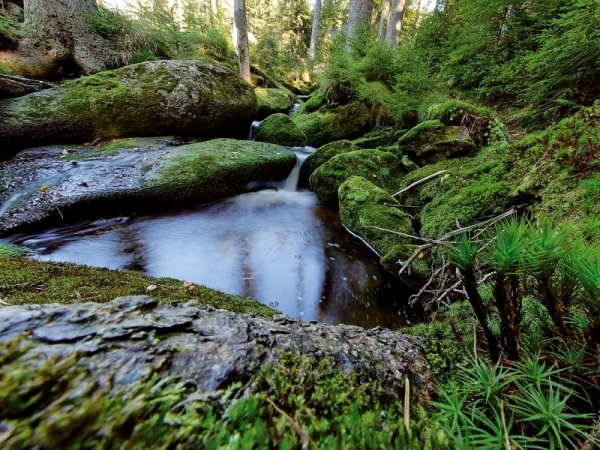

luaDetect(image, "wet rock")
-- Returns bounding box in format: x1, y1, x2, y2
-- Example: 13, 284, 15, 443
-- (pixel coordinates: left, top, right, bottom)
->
0, 60, 257, 160
255, 113, 307, 147
0, 295, 434, 403
0, 138, 296, 235
0, 74, 54, 99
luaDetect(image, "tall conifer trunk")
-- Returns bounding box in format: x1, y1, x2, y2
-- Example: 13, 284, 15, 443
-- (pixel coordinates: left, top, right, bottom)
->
347, 0, 373, 50
385, 0, 406, 48
308, 0, 322, 74
233, 0, 250, 83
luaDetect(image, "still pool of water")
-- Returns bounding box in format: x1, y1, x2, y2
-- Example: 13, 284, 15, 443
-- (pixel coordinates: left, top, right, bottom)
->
6, 186, 420, 329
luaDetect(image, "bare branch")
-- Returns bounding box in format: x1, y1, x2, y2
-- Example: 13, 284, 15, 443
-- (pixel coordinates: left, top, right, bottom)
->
392, 170, 449, 197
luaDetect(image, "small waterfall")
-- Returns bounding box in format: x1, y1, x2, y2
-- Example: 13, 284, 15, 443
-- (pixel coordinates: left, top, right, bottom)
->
248, 120, 261, 141
283, 147, 316, 191
289, 103, 301, 115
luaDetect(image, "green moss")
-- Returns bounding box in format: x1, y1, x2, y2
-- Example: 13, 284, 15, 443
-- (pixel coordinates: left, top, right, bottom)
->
338, 176, 429, 280
296, 90, 324, 114
309, 149, 406, 205
398, 121, 477, 165
148, 139, 296, 205
0, 258, 275, 317
508, 104, 600, 227
0, 10, 20, 46
0, 244, 32, 259
255, 113, 307, 147
419, 100, 508, 146
396, 143, 512, 239
255, 87, 293, 118
302, 140, 358, 180
0, 344, 447, 449
292, 102, 370, 147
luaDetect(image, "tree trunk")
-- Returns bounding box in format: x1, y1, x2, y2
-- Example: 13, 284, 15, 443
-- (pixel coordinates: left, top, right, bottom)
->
21, 0, 122, 75
233, 0, 250, 83
385, 0, 406, 48
347, 0, 373, 49
378, 0, 390, 40
308, 0, 322, 74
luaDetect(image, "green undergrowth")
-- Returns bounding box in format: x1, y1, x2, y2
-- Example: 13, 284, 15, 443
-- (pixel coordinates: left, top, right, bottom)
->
0, 257, 275, 318
398, 142, 512, 239
0, 344, 449, 449
509, 102, 600, 226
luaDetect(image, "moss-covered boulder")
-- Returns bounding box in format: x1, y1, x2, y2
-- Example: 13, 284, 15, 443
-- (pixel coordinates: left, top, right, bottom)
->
292, 102, 370, 147
255, 87, 293, 119
338, 176, 430, 282
300, 140, 357, 184
309, 149, 405, 205
0, 139, 296, 234
398, 120, 477, 165
255, 113, 307, 147
395, 144, 512, 239
0, 60, 258, 160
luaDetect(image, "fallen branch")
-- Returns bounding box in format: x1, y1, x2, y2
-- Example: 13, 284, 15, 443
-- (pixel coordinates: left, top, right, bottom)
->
398, 209, 515, 276
392, 170, 448, 197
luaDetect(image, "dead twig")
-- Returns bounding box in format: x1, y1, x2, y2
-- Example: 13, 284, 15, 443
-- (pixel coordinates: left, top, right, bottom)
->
403, 375, 411, 432
398, 209, 515, 276
267, 399, 320, 450
392, 170, 449, 197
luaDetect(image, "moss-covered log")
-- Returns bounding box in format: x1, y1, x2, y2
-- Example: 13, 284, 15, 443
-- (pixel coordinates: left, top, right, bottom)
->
0, 59, 257, 160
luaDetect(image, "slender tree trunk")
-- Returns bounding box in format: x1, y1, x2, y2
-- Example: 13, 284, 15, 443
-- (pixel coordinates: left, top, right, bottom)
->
347, 0, 373, 50
378, 0, 390, 40
308, 0, 322, 74
233, 0, 250, 83
385, 0, 406, 48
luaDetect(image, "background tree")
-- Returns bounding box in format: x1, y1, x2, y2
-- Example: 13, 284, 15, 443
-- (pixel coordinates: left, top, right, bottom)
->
347, 0, 373, 50
385, 0, 406, 48
378, 0, 390, 39
233, 0, 250, 82
308, 0, 322, 74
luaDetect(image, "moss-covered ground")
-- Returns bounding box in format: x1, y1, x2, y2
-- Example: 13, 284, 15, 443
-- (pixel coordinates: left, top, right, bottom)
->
0, 257, 275, 317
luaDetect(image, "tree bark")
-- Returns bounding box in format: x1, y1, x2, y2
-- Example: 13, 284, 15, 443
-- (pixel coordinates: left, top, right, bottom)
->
378, 0, 390, 40
308, 0, 322, 74
233, 0, 251, 83
347, 0, 373, 49
385, 0, 406, 48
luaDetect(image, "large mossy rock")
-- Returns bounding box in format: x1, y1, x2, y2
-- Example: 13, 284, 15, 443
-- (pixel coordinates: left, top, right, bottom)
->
301, 140, 358, 183
0, 60, 257, 160
0, 138, 295, 235
309, 149, 405, 205
398, 120, 477, 165
292, 102, 370, 147
255, 87, 293, 119
255, 113, 307, 147
0, 295, 433, 448
339, 176, 431, 282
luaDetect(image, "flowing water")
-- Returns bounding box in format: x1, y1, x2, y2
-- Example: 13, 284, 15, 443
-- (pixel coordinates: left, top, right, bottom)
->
3, 148, 420, 329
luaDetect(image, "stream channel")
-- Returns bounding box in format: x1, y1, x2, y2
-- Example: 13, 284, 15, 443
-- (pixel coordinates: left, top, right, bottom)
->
3, 144, 421, 329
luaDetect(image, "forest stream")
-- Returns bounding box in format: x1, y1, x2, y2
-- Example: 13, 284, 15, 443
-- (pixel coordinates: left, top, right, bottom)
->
3, 147, 421, 329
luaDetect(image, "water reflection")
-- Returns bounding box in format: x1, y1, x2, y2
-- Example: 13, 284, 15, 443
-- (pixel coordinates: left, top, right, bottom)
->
8, 188, 418, 329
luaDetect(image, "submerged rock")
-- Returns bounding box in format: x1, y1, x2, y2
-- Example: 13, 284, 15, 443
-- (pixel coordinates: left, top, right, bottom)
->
0, 60, 257, 160
339, 176, 431, 282
0, 138, 295, 235
255, 113, 307, 147
0, 295, 434, 402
